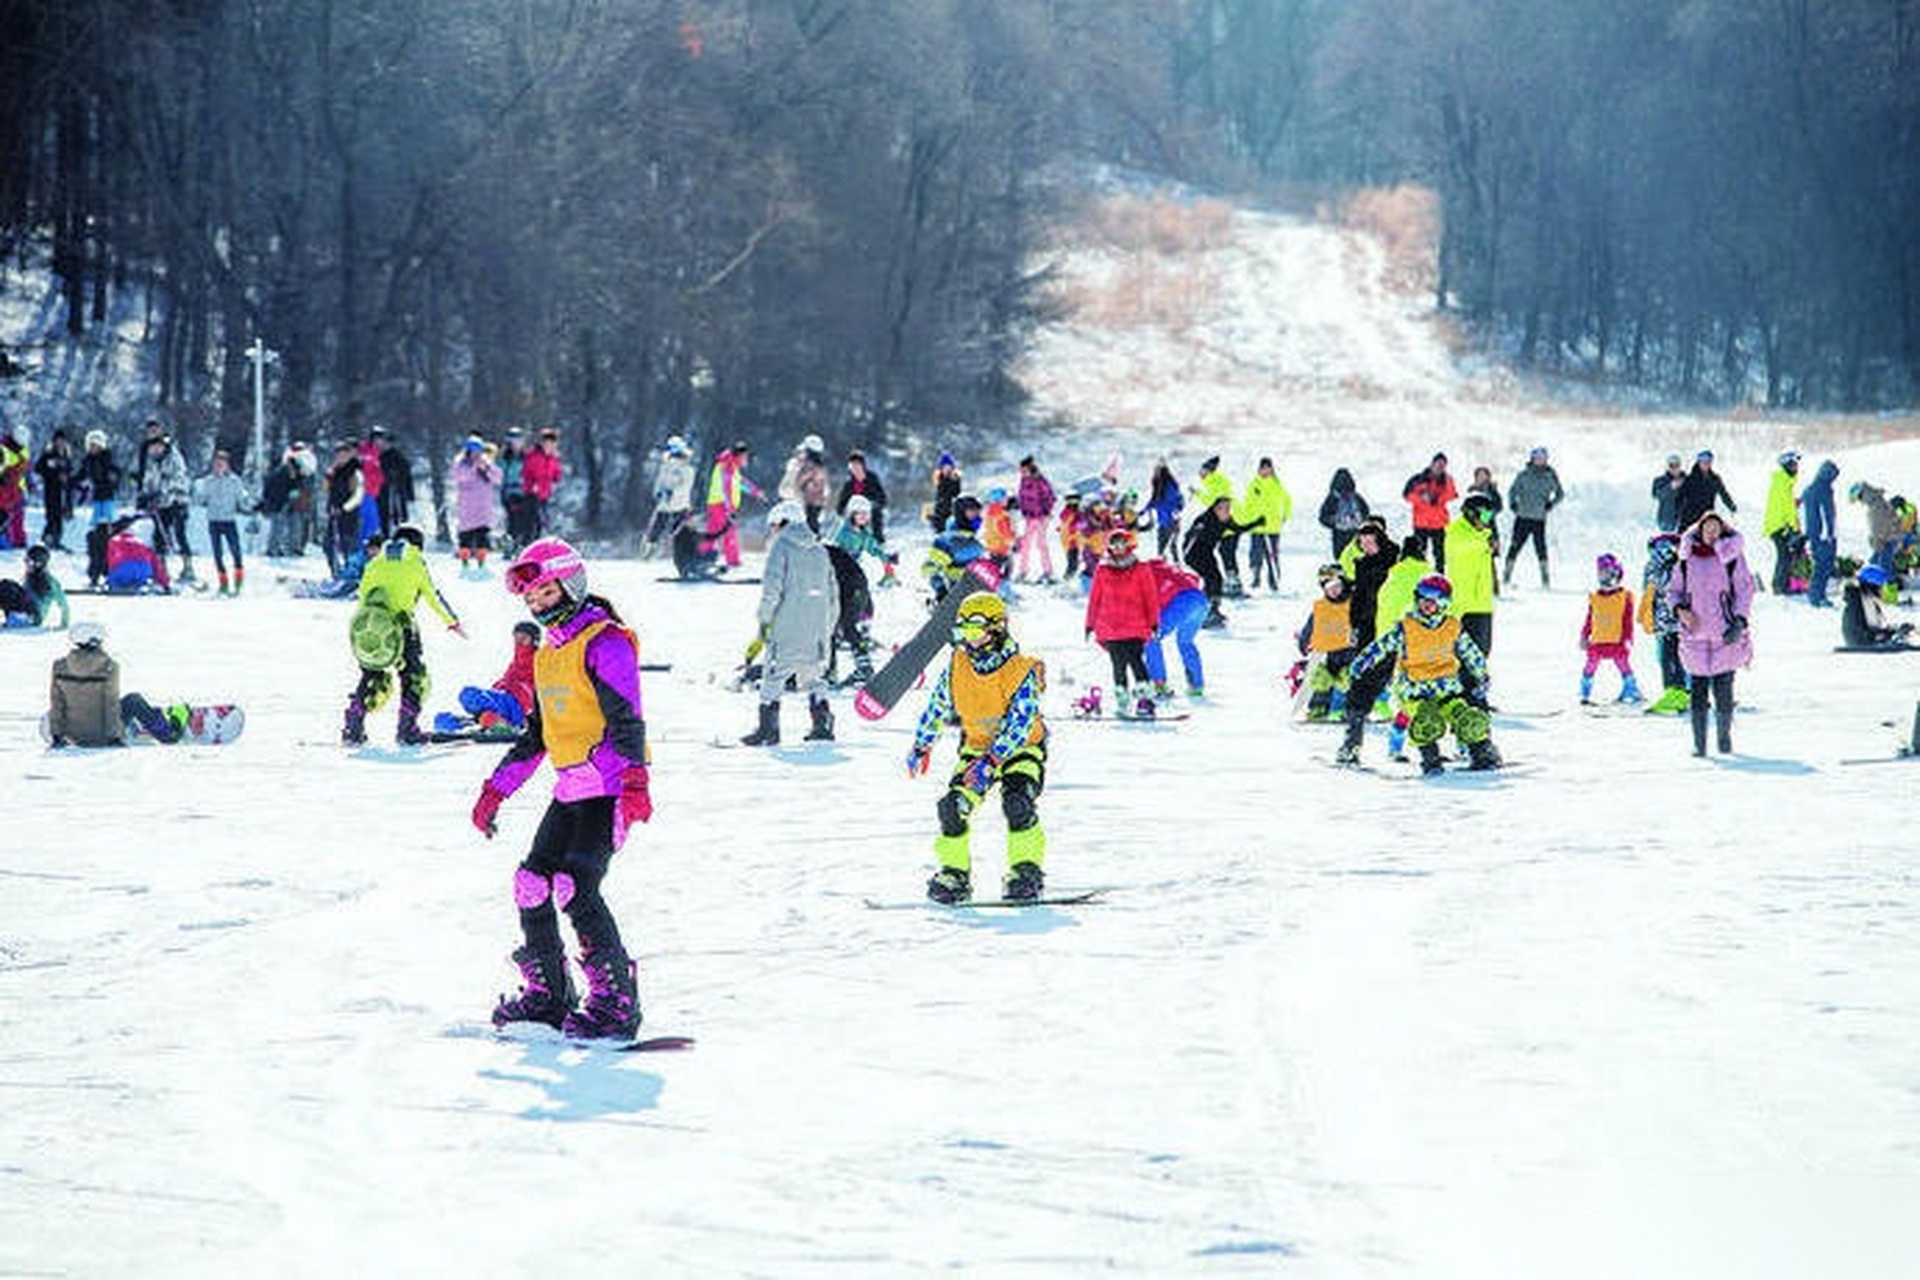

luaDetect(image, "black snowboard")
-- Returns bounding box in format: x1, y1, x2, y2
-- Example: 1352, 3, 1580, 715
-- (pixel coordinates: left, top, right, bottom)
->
853, 559, 1002, 721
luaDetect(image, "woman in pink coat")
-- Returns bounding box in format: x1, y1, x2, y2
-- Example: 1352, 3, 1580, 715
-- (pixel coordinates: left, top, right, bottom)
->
1084, 527, 1163, 715
1665, 509, 1755, 756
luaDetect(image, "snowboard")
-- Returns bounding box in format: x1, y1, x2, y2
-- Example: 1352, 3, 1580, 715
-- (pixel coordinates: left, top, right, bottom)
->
477, 1022, 695, 1052
42, 703, 245, 746
1321, 754, 1530, 781
854, 559, 1003, 721
1832, 644, 1918, 653
428, 726, 521, 744
1061, 710, 1193, 724
656, 575, 761, 585
863, 887, 1108, 910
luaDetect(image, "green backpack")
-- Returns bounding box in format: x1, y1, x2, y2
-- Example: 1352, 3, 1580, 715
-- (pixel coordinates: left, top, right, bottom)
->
349, 587, 404, 669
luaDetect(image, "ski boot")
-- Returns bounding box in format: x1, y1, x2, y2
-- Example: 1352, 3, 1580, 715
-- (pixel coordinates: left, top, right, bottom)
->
742, 700, 781, 746
1466, 739, 1503, 771
926, 866, 972, 905
396, 696, 428, 746
804, 696, 835, 741
492, 945, 578, 1030
1003, 861, 1044, 903
562, 947, 641, 1040
1334, 717, 1365, 766
341, 696, 368, 746
1419, 742, 1446, 776
1072, 686, 1104, 719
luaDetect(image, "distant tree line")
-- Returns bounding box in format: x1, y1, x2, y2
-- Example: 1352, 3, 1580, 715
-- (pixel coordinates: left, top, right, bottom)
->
1178, 0, 1920, 408
1, 1, 1914, 529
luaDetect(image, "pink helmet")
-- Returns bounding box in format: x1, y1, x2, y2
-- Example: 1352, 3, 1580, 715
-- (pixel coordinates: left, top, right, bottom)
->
506, 537, 586, 600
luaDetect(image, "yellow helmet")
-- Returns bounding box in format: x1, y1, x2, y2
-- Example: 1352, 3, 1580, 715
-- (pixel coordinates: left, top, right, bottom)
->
952, 590, 1009, 647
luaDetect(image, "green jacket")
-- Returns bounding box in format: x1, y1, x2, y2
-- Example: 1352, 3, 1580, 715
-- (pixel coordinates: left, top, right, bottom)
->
1236, 473, 1293, 534
358, 540, 459, 627
1763, 467, 1800, 536
1443, 515, 1498, 613
1378, 555, 1431, 627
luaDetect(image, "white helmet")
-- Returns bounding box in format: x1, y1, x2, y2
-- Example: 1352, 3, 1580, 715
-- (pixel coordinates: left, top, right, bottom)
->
801, 433, 825, 454
845, 494, 873, 518
84, 429, 108, 450
665, 435, 688, 455
71, 620, 107, 648
767, 500, 806, 529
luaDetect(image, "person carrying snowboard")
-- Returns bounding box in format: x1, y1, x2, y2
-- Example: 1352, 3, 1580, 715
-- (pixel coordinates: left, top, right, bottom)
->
341, 525, 465, 745
1293, 564, 1355, 721
471, 538, 652, 1040
906, 591, 1049, 904
1337, 574, 1500, 774
1638, 533, 1689, 715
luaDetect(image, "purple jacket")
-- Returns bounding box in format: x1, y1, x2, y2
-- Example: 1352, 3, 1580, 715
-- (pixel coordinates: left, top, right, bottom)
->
452, 454, 500, 533
1017, 471, 1055, 520
487, 603, 648, 801
1666, 526, 1755, 676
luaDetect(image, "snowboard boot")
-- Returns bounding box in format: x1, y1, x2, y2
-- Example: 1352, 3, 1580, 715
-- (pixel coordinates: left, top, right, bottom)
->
1304, 691, 1331, 721
1618, 673, 1643, 704
1072, 686, 1104, 718
1467, 739, 1503, 771
926, 866, 972, 905
396, 696, 428, 746
1385, 713, 1409, 761
341, 696, 368, 746
492, 945, 577, 1030
1419, 742, 1446, 775
561, 948, 641, 1040
1003, 861, 1045, 903
741, 700, 781, 746
233, 565, 245, 594
1715, 701, 1734, 755
804, 696, 835, 741
1579, 673, 1595, 705
217, 570, 231, 596
1334, 717, 1365, 766
1690, 696, 1710, 757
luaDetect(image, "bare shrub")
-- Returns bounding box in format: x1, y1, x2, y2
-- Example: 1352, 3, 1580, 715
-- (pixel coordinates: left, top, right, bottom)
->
1336, 185, 1440, 297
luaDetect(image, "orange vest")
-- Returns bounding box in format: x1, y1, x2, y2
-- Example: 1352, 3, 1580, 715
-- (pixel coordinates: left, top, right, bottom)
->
1587, 589, 1631, 645
1400, 615, 1461, 682
533, 619, 637, 767
950, 651, 1046, 753
1308, 596, 1353, 653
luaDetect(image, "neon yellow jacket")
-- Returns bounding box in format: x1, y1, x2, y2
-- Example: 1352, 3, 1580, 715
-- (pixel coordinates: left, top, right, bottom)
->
358, 540, 459, 627
1443, 515, 1497, 613
1378, 554, 1430, 627
1236, 473, 1293, 534
1763, 467, 1800, 536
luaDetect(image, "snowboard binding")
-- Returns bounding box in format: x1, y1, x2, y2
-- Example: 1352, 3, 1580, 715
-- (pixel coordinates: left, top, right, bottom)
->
1072, 685, 1104, 719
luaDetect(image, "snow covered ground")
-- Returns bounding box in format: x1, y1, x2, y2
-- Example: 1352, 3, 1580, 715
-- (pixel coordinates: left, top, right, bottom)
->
8, 195, 1920, 1279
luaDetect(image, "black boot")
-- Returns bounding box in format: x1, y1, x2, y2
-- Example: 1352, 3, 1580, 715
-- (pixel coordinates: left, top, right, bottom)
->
492, 945, 577, 1029
1690, 694, 1709, 757
805, 696, 835, 741
742, 700, 781, 746
1467, 739, 1503, 771
397, 694, 427, 745
1419, 742, 1445, 775
1334, 716, 1365, 765
1715, 700, 1734, 754
561, 946, 641, 1040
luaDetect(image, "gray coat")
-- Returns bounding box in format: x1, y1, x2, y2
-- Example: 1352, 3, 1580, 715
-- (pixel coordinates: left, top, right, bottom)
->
1507, 462, 1564, 520
758, 524, 838, 665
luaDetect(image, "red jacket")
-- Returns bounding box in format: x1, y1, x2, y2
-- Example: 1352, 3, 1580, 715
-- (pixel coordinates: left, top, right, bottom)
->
494, 643, 537, 713
1085, 559, 1161, 642
107, 532, 170, 589
521, 447, 563, 500
1146, 557, 1204, 608
1403, 469, 1457, 531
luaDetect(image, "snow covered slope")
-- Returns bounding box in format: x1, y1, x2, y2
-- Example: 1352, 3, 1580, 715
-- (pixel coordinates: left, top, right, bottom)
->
7, 187, 1920, 1280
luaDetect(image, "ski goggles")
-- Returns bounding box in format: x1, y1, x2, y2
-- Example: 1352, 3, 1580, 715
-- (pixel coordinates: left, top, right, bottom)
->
952, 612, 999, 642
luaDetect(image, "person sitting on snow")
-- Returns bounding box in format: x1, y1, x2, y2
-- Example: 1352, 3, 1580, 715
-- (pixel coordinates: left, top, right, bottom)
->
1841, 564, 1914, 649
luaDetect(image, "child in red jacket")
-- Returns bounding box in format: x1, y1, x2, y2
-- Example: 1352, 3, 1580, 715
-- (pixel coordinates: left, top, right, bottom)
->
1084, 528, 1163, 716
434, 621, 540, 736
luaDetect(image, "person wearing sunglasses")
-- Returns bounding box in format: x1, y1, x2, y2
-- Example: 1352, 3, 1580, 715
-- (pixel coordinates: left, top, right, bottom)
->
472, 537, 652, 1040
906, 591, 1049, 904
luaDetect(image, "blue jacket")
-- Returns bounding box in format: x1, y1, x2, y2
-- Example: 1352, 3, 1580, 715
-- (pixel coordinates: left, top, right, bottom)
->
1802, 460, 1839, 548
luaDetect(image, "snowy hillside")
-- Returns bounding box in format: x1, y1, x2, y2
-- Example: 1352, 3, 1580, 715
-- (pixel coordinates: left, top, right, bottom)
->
8, 188, 1920, 1280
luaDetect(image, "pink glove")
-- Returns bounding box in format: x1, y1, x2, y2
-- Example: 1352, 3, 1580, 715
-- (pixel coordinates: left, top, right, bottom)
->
471, 784, 505, 837
620, 766, 653, 826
